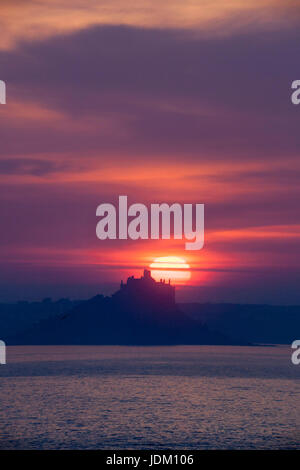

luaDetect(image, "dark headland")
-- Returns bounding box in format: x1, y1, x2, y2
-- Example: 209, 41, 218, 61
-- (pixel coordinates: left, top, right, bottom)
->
6, 270, 237, 345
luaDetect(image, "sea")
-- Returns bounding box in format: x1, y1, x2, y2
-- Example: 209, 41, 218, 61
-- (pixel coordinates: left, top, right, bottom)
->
0, 345, 299, 449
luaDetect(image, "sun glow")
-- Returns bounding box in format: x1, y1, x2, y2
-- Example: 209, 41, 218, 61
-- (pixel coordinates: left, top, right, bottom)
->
150, 256, 191, 284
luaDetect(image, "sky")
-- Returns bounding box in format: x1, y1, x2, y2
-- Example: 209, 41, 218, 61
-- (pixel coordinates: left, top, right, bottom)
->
0, 0, 299, 304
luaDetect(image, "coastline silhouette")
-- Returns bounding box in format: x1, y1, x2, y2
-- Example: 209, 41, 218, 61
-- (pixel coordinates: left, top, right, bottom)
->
2, 269, 299, 345
7, 270, 234, 345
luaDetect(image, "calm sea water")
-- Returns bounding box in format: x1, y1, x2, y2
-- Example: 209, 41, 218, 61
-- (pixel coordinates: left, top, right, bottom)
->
0, 345, 299, 449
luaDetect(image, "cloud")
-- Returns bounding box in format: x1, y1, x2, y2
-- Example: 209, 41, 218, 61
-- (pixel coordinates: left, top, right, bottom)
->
0, 158, 67, 176
0, 0, 298, 50
0, 24, 300, 163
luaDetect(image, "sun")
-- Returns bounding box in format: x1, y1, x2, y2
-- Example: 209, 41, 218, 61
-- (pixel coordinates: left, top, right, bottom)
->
149, 256, 191, 284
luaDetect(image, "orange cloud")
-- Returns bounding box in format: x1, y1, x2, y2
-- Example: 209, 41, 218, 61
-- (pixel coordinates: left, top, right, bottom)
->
0, 0, 298, 50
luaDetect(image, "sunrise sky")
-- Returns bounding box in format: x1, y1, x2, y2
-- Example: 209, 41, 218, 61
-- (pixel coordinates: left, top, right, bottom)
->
0, 0, 299, 303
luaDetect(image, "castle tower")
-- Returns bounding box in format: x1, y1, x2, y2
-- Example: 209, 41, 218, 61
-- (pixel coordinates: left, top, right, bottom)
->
143, 269, 152, 279
116, 268, 175, 308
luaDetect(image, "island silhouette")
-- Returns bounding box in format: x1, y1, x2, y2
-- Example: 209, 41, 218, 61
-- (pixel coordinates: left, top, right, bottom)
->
7, 269, 236, 345
2, 269, 300, 345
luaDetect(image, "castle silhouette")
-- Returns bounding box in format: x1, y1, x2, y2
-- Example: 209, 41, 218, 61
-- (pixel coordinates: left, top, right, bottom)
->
8, 268, 236, 345
115, 269, 175, 308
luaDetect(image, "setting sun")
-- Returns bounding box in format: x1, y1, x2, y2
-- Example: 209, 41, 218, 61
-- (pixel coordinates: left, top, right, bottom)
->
149, 256, 191, 284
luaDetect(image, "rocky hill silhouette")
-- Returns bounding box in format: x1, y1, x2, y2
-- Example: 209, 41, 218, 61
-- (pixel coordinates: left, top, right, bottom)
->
8, 270, 235, 345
